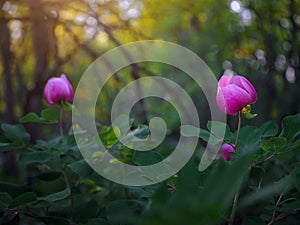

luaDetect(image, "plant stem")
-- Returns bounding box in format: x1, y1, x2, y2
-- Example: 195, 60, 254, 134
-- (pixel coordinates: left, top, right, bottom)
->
228, 110, 242, 225
267, 208, 300, 225
234, 111, 242, 147
228, 184, 241, 225
268, 193, 284, 225
59, 106, 64, 142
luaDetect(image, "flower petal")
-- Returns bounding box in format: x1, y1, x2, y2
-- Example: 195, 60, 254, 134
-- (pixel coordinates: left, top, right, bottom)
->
217, 84, 254, 115
43, 76, 73, 105
231, 76, 257, 103
60, 74, 74, 101
218, 74, 232, 88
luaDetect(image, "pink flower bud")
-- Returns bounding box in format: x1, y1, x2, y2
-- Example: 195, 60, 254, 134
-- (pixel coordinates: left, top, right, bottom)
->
216, 74, 257, 115
44, 74, 74, 105
220, 143, 235, 161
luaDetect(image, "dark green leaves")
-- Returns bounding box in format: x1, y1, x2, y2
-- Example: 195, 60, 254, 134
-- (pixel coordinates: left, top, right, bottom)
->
67, 159, 93, 176
1, 124, 30, 147
19, 108, 60, 124
19, 151, 52, 164
180, 125, 210, 142
260, 137, 287, 152
43, 188, 71, 202
259, 121, 279, 138
259, 114, 300, 153
9, 192, 37, 208
133, 151, 163, 166
207, 120, 233, 141
181, 121, 232, 143
280, 114, 300, 142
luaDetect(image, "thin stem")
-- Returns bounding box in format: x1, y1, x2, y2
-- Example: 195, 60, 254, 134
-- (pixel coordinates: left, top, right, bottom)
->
59, 106, 64, 142
268, 193, 284, 225
228, 184, 241, 225
228, 110, 242, 225
264, 152, 278, 162
268, 208, 300, 225
234, 111, 242, 148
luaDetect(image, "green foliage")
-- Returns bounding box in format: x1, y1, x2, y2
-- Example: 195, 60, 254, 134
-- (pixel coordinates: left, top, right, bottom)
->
9, 192, 37, 209
19, 151, 52, 164
1, 0, 300, 223
43, 188, 71, 202
1, 110, 300, 225
0, 124, 30, 149
19, 108, 60, 124
67, 159, 93, 176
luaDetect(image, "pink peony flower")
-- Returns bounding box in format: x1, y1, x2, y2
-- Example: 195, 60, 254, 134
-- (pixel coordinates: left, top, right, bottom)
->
44, 74, 74, 105
216, 74, 257, 115
220, 143, 235, 161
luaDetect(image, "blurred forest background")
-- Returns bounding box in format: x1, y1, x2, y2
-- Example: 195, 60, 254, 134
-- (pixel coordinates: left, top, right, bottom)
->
0, 0, 300, 134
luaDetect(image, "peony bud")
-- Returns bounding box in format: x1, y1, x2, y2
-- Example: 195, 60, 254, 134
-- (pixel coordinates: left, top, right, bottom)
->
44, 74, 74, 105
220, 143, 235, 161
216, 74, 257, 115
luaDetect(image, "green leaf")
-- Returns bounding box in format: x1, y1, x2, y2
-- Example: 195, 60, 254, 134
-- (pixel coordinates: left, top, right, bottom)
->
19, 151, 52, 164
282, 200, 300, 213
180, 125, 200, 137
0, 142, 12, 152
0, 182, 30, 197
180, 125, 215, 143
9, 192, 37, 208
61, 101, 80, 115
201, 149, 254, 207
43, 188, 71, 202
259, 121, 279, 138
41, 108, 60, 122
240, 174, 292, 208
19, 108, 60, 124
260, 137, 287, 152
207, 121, 232, 141
19, 112, 45, 123
0, 142, 10, 147
291, 139, 300, 150
99, 126, 118, 148
1, 124, 30, 146
280, 113, 300, 142
238, 126, 260, 147
131, 124, 150, 139
68, 159, 93, 176
133, 151, 163, 166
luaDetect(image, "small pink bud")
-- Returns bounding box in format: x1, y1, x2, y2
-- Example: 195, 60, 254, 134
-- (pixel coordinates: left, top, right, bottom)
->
168, 186, 176, 191
220, 143, 235, 161
216, 74, 257, 115
44, 74, 74, 105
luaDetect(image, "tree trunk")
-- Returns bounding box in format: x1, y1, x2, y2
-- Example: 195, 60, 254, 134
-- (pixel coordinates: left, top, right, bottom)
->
0, 14, 18, 176
0, 15, 15, 123
24, 0, 50, 141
